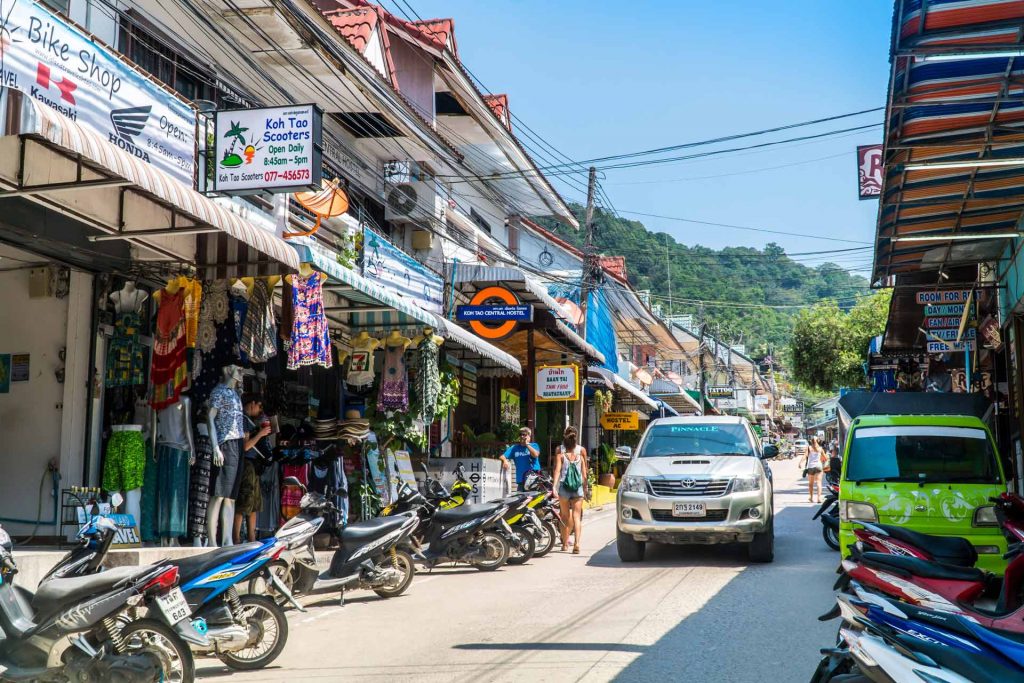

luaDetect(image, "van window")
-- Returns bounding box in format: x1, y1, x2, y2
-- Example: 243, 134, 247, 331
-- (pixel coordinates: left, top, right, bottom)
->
846, 426, 1000, 484
639, 423, 754, 458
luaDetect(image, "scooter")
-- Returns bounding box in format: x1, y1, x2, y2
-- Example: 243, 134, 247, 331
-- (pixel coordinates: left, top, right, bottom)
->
260, 477, 419, 606
811, 583, 1024, 683
524, 470, 562, 554
812, 477, 840, 552
0, 524, 200, 682
384, 477, 512, 571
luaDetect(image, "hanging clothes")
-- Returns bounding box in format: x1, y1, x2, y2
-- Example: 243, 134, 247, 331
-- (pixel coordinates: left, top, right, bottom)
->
106, 314, 146, 388
280, 463, 309, 522
155, 444, 190, 538
287, 272, 332, 370
102, 429, 146, 492
257, 464, 280, 535
378, 345, 409, 412
179, 277, 203, 349
240, 279, 278, 363
150, 288, 188, 409
418, 340, 441, 421
192, 282, 237, 405
188, 429, 215, 540
279, 278, 294, 343
230, 285, 249, 363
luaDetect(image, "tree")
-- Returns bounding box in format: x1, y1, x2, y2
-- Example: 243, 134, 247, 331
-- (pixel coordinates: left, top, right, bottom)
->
789, 290, 892, 392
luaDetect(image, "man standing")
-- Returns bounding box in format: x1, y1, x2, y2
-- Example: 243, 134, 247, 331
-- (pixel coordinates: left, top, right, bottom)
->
500, 427, 541, 491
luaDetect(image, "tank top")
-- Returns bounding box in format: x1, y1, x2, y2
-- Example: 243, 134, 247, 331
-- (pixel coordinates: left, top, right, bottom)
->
559, 446, 584, 487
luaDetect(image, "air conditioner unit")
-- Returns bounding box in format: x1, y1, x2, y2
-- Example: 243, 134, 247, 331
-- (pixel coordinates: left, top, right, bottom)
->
385, 180, 443, 225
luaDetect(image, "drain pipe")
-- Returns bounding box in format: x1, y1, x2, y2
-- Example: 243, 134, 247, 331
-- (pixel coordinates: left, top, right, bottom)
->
3, 465, 61, 535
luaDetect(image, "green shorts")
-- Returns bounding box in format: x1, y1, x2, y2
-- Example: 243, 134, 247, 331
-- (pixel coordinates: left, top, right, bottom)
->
103, 430, 146, 492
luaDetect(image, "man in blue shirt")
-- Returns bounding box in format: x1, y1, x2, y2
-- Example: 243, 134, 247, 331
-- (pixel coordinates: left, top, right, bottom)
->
500, 426, 541, 491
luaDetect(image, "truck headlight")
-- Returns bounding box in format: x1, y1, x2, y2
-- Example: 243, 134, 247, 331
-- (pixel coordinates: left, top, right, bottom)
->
842, 500, 878, 523
621, 476, 647, 493
731, 475, 761, 493
973, 506, 998, 527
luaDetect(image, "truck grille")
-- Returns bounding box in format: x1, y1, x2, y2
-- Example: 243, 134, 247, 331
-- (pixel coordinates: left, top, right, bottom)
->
648, 478, 731, 497
651, 509, 729, 522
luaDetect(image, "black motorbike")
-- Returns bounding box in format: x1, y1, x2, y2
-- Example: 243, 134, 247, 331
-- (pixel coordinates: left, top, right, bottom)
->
813, 471, 841, 551
0, 524, 200, 682
386, 477, 512, 571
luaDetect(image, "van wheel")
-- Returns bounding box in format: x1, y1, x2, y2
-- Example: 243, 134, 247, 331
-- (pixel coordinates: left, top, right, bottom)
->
616, 529, 645, 562
749, 519, 774, 563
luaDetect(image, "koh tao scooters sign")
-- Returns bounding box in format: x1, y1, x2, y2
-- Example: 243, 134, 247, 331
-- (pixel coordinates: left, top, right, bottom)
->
0, 0, 198, 184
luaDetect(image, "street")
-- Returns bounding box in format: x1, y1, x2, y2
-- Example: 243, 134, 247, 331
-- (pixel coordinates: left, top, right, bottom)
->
200, 457, 837, 682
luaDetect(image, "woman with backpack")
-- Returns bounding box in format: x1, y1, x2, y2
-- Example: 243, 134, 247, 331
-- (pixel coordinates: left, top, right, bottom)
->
551, 425, 589, 554
803, 437, 827, 504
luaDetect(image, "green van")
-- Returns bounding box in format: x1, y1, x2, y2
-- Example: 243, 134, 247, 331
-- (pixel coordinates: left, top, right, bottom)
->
837, 393, 1009, 574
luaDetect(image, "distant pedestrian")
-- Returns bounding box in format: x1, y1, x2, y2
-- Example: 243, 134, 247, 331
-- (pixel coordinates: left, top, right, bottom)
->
803, 437, 826, 503
499, 426, 541, 492
551, 425, 589, 554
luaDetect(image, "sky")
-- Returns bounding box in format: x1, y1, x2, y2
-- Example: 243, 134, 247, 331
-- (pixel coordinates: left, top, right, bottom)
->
406, 0, 894, 276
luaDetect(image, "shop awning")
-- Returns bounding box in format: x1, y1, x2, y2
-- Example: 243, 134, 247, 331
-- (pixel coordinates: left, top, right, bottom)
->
612, 374, 658, 410
0, 95, 299, 270
450, 264, 605, 364
650, 378, 703, 414
295, 244, 520, 374
587, 367, 615, 389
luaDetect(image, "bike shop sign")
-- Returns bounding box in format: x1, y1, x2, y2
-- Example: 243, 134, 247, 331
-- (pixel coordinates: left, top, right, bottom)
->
0, 0, 197, 184
362, 228, 443, 314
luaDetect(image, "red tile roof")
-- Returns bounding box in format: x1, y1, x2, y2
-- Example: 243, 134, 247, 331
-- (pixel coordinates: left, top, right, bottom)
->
325, 7, 377, 52
409, 18, 458, 57
600, 256, 627, 282
519, 218, 629, 284
483, 94, 510, 130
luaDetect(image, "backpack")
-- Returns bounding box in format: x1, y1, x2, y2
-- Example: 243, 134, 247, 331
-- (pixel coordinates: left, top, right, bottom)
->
563, 449, 583, 490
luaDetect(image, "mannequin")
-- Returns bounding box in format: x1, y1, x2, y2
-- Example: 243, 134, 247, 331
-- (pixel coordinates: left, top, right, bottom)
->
109, 281, 148, 315
410, 326, 444, 349
350, 331, 381, 352
286, 262, 317, 284
383, 330, 412, 349
154, 396, 195, 546
206, 365, 245, 547
346, 332, 380, 389
378, 330, 411, 412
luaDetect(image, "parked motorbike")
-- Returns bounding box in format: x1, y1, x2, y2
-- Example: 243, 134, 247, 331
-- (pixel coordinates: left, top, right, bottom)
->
384, 476, 512, 571
524, 470, 563, 553
0, 524, 199, 682
813, 476, 840, 551
811, 582, 1024, 683
36, 515, 291, 672
257, 478, 419, 606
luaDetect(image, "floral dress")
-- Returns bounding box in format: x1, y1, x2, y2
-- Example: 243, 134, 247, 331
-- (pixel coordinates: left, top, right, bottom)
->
287, 272, 332, 370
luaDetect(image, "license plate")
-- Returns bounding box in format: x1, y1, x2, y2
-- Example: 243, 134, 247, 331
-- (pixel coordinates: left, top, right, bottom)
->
673, 502, 706, 517
155, 587, 190, 624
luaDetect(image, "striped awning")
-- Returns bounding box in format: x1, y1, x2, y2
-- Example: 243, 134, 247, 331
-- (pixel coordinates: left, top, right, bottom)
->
611, 373, 658, 410
294, 244, 520, 374
12, 96, 299, 270
873, 0, 1024, 281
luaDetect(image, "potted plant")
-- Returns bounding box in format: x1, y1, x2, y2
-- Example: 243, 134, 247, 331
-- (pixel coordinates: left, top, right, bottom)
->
598, 442, 618, 488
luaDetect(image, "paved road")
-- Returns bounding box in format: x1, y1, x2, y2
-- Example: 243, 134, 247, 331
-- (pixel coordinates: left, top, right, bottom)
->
203, 458, 838, 682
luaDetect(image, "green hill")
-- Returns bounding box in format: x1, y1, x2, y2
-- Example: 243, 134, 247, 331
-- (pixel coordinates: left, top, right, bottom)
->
536, 205, 870, 358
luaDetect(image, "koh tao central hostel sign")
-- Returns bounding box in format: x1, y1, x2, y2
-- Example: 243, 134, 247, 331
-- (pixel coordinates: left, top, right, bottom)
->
213, 104, 322, 193
0, 0, 198, 184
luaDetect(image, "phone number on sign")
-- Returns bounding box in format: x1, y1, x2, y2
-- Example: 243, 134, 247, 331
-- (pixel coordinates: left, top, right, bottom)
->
264, 169, 311, 182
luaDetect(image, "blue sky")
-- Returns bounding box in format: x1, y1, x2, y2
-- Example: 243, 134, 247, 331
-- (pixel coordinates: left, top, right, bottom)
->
407, 0, 894, 275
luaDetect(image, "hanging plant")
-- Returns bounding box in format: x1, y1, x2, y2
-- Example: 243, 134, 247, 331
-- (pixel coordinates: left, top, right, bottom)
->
434, 367, 461, 416
595, 389, 613, 417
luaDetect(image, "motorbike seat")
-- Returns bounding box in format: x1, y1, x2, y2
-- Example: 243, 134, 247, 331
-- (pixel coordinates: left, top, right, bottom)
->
32, 565, 151, 618
861, 551, 986, 582
168, 543, 264, 585
870, 523, 978, 566
341, 516, 410, 545
960, 617, 1024, 667
435, 503, 503, 524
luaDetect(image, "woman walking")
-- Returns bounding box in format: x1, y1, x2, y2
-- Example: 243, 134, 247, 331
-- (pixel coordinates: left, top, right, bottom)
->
804, 437, 826, 503
551, 425, 589, 554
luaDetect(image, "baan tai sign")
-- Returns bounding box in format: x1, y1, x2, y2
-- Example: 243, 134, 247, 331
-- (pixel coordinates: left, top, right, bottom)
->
213, 104, 322, 193
536, 365, 579, 402
0, 0, 198, 184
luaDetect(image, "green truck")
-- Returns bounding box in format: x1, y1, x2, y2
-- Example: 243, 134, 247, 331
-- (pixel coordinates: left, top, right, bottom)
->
837, 392, 1009, 574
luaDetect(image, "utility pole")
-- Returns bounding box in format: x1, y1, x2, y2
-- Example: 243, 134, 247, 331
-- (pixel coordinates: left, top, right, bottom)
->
665, 234, 672, 319
575, 167, 597, 432
698, 318, 708, 416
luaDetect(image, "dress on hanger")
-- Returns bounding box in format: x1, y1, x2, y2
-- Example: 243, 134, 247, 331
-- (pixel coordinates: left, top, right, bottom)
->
106, 314, 146, 388
378, 344, 409, 412
346, 344, 376, 389
181, 278, 203, 349
188, 429, 215, 540
192, 282, 236, 405
230, 285, 249, 363
150, 288, 188, 409
240, 279, 278, 363
418, 338, 441, 421
287, 272, 332, 370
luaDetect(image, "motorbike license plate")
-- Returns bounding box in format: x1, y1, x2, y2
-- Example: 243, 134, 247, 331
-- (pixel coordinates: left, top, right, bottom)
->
672, 502, 706, 517
155, 587, 190, 624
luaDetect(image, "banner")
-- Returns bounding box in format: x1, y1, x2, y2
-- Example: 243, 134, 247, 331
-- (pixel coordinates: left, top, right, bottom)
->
0, 0, 197, 184
362, 228, 444, 314
857, 144, 882, 199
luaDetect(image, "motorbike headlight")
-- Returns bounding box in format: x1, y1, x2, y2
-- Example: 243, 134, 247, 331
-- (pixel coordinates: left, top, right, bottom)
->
621, 476, 647, 493
973, 505, 998, 527
842, 500, 878, 523
731, 475, 761, 493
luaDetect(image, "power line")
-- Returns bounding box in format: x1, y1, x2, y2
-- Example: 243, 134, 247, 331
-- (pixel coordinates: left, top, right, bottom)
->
610, 209, 872, 245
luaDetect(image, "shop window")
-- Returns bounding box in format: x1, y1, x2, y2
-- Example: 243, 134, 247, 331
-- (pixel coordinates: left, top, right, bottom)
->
471, 208, 492, 234
41, 0, 69, 14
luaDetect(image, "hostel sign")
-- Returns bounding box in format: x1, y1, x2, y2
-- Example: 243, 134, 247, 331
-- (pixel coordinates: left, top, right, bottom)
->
213, 104, 322, 193
0, 0, 198, 184
600, 411, 640, 430
536, 365, 579, 402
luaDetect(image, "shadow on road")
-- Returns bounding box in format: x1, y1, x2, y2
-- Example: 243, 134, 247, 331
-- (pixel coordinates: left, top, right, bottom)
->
453, 642, 646, 653
605, 506, 837, 682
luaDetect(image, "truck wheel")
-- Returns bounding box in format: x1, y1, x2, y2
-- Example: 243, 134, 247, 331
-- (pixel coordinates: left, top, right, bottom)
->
749, 519, 774, 563
616, 529, 645, 562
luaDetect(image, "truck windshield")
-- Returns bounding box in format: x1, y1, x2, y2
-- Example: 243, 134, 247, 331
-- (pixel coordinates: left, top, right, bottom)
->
639, 423, 754, 458
846, 426, 1000, 484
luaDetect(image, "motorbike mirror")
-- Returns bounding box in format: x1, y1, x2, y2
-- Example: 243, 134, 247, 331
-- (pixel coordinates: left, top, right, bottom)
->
283, 476, 307, 493
97, 516, 118, 532
110, 492, 123, 508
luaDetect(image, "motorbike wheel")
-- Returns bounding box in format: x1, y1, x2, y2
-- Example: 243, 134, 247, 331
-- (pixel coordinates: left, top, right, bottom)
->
507, 527, 536, 565
247, 559, 294, 605
533, 520, 557, 558
470, 531, 509, 571
119, 618, 195, 683
373, 549, 415, 599
217, 594, 289, 671
823, 523, 840, 552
